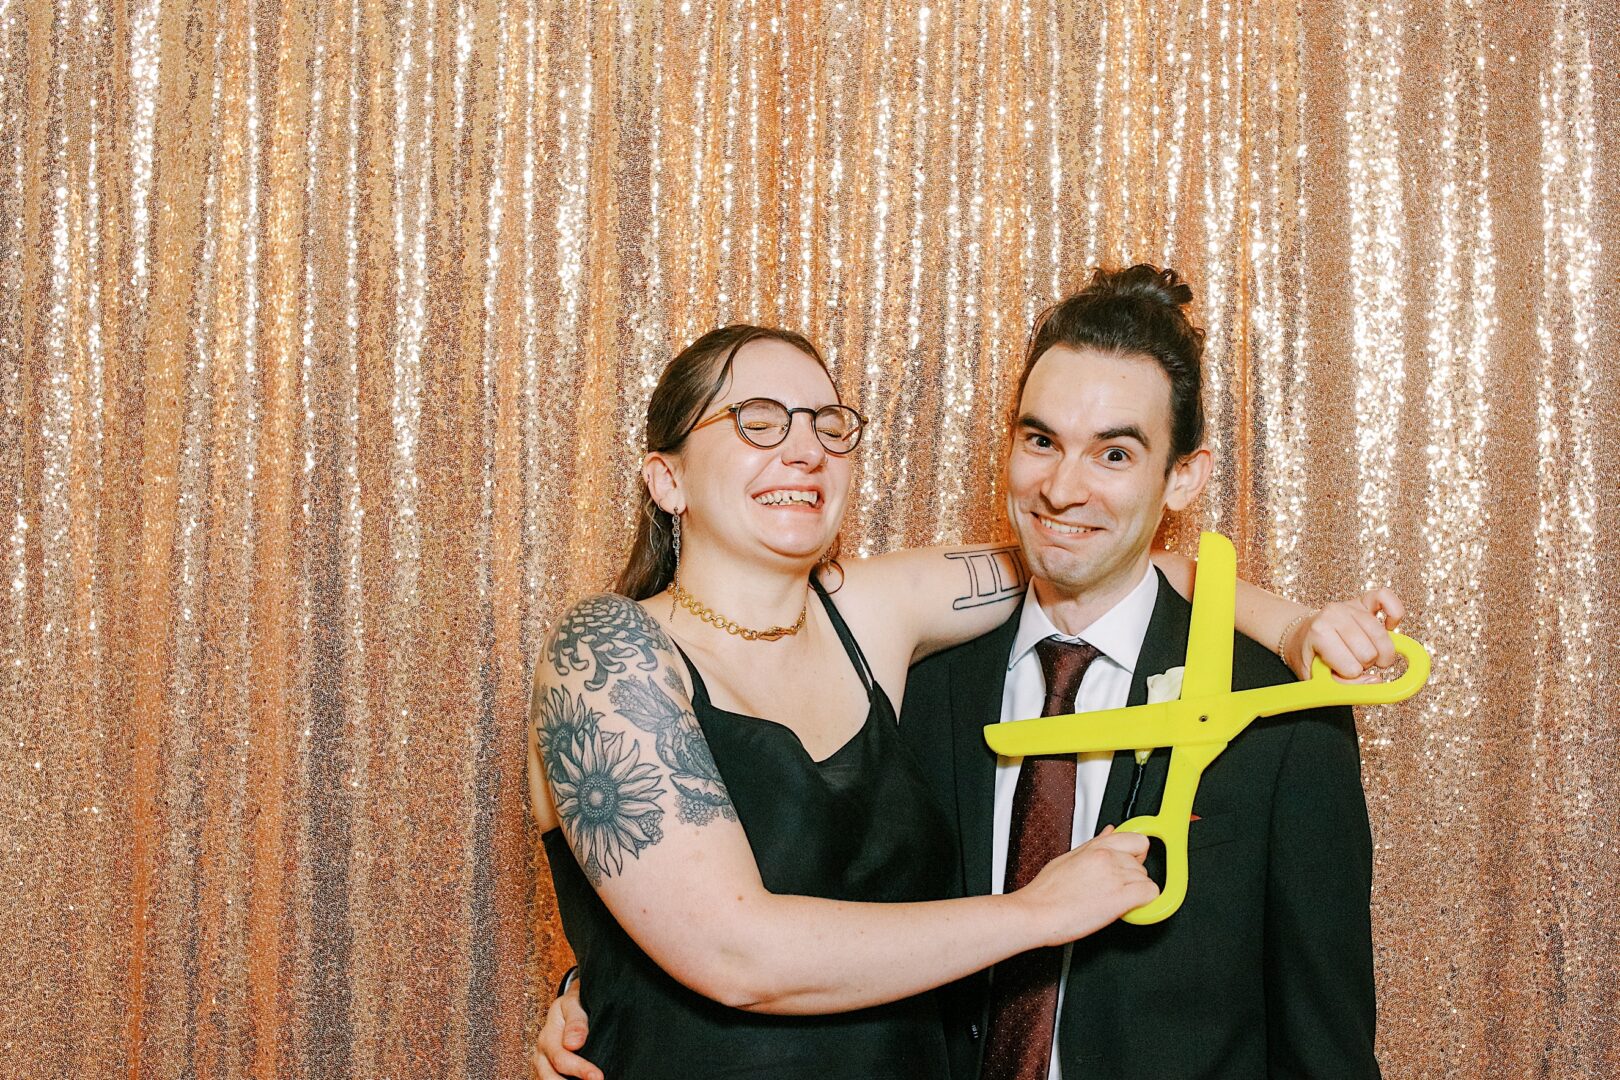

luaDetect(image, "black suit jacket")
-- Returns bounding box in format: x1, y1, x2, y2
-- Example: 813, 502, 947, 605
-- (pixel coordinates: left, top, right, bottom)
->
900, 571, 1380, 1080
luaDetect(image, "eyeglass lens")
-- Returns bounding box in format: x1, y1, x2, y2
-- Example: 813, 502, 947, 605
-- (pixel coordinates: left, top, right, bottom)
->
735, 398, 862, 452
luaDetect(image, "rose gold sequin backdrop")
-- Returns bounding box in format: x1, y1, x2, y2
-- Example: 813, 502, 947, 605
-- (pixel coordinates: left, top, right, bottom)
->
1, 0, 1615, 1075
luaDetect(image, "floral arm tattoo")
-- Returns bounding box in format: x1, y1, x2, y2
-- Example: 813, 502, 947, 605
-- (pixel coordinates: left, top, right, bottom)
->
547, 593, 664, 691
538, 594, 735, 885
611, 669, 736, 826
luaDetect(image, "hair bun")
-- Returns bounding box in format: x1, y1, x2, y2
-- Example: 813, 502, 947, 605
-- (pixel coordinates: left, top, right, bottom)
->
1084, 263, 1194, 309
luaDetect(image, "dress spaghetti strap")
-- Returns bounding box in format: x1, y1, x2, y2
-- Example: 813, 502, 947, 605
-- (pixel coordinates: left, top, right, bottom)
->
810, 575, 876, 694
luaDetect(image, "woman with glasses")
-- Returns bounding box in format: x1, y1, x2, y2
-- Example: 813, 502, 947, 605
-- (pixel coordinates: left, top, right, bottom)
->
528, 324, 1395, 1080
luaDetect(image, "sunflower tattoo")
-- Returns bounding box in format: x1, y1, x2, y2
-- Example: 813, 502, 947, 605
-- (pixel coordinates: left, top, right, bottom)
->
540, 594, 739, 883
534, 685, 602, 776
547, 710, 668, 885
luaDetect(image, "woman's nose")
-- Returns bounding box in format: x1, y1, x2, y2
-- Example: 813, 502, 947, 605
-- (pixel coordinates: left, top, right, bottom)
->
778, 411, 827, 465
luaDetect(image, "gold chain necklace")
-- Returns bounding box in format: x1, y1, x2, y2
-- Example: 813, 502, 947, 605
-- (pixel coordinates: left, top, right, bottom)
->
670, 576, 808, 641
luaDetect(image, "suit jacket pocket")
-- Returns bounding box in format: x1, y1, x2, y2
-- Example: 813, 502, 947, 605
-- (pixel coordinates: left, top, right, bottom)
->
1187, 810, 1236, 851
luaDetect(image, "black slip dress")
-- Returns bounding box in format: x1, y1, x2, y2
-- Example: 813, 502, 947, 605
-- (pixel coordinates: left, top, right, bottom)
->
542, 579, 957, 1079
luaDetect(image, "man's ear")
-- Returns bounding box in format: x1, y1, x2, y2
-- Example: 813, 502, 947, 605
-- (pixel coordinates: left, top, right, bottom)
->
1163, 446, 1212, 512
643, 450, 684, 515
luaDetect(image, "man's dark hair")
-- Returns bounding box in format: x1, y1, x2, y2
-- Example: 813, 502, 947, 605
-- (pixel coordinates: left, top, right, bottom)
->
1016, 264, 1207, 463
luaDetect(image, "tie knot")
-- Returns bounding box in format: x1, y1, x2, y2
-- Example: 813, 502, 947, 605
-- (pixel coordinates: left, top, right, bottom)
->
1033, 637, 1102, 717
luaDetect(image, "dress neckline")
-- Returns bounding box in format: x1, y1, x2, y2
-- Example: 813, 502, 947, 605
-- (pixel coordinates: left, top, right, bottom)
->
683, 683, 877, 767
671, 579, 888, 767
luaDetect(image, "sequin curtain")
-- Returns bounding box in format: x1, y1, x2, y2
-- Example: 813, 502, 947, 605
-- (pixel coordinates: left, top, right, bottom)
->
2, 0, 1614, 1076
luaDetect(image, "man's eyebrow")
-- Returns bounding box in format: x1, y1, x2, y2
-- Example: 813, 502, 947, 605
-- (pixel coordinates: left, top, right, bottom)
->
1096, 424, 1151, 449
1015, 416, 1153, 450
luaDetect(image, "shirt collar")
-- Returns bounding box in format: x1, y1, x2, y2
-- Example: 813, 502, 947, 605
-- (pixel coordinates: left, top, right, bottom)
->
1009, 563, 1160, 674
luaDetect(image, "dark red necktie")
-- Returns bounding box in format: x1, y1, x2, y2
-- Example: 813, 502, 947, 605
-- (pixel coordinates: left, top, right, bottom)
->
980, 637, 1102, 1080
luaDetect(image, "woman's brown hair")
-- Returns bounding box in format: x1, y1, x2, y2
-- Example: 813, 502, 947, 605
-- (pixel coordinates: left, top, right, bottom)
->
615, 324, 831, 600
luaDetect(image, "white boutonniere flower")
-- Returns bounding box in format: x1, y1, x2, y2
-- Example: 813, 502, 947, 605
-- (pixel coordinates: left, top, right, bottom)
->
1137, 666, 1186, 765
1145, 666, 1185, 704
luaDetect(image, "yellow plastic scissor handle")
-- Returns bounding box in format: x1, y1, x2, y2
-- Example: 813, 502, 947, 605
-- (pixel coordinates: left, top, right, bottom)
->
983, 633, 1431, 758
1236, 633, 1431, 718
984, 531, 1431, 924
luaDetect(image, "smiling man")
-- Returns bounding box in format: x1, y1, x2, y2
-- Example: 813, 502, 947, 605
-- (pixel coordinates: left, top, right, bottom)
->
900, 265, 1380, 1080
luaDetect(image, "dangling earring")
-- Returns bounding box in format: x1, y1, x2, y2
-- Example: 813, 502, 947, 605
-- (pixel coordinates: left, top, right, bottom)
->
669, 512, 683, 619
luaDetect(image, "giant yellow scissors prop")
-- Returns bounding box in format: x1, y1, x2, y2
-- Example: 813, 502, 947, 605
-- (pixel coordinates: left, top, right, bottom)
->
984, 531, 1430, 925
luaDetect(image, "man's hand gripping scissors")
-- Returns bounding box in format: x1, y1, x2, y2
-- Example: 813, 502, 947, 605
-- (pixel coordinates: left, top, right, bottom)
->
984, 531, 1431, 925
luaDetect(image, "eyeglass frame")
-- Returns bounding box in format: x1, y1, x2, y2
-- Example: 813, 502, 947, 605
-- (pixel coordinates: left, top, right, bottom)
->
688, 396, 868, 454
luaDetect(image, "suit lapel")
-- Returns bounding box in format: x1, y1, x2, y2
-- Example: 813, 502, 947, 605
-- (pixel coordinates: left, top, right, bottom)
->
1096, 570, 1193, 831
952, 602, 1023, 898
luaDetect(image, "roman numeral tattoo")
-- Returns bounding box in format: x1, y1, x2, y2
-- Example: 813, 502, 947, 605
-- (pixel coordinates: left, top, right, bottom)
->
944, 545, 1028, 609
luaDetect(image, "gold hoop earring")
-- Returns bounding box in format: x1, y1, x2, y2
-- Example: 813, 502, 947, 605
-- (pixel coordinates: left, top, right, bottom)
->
816, 536, 845, 592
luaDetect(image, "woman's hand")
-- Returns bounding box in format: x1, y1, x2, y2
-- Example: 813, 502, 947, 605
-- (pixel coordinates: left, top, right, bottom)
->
529, 984, 600, 1080
1013, 827, 1160, 946
1284, 588, 1406, 682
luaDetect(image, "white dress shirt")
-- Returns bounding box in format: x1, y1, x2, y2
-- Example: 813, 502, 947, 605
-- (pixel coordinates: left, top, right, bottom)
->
989, 564, 1159, 1080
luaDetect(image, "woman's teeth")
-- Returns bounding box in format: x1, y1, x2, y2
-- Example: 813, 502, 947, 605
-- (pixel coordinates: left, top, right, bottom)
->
755, 489, 819, 506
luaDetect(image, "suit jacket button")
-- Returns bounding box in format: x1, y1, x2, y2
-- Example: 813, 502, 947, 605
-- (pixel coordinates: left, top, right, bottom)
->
969, 1023, 981, 1041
